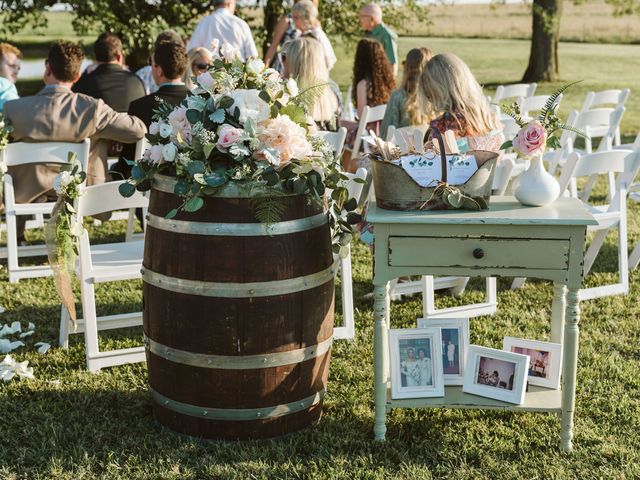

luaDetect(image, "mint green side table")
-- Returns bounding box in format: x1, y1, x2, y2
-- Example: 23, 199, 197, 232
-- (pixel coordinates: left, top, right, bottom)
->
366, 196, 597, 452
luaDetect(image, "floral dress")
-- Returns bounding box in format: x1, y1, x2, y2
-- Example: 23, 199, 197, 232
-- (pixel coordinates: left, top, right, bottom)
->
429, 111, 504, 153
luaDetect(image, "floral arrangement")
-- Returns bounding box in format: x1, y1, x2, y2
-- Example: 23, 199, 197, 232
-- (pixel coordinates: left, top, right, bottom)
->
500, 82, 585, 158
120, 43, 359, 253
45, 153, 86, 324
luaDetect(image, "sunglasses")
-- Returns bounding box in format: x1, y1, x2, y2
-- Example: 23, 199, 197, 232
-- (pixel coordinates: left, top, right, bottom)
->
194, 63, 209, 70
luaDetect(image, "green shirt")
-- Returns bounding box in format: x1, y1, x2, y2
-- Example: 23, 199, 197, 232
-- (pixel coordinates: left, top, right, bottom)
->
365, 23, 398, 66
380, 88, 409, 140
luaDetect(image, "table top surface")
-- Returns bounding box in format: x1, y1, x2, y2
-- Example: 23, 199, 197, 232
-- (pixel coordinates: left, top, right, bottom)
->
366, 196, 598, 226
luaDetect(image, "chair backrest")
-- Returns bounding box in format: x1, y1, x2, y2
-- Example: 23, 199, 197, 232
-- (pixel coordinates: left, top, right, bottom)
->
2, 139, 90, 169
520, 93, 563, 119
341, 85, 355, 121
573, 106, 625, 152
134, 137, 151, 161
76, 180, 149, 220
580, 88, 630, 112
315, 127, 347, 157
352, 104, 387, 156
493, 83, 537, 104
385, 125, 430, 151
558, 149, 640, 199
344, 167, 369, 207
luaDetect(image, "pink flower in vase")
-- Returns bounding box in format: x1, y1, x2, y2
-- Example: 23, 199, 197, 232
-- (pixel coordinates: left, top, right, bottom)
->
512, 121, 547, 158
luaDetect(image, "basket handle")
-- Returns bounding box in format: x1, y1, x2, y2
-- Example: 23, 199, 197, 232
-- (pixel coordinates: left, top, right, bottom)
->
430, 128, 448, 183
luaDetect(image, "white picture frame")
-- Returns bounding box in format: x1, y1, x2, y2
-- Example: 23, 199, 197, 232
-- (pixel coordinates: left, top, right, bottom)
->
389, 328, 444, 399
503, 337, 563, 389
417, 317, 469, 386
463, 345, 529, 405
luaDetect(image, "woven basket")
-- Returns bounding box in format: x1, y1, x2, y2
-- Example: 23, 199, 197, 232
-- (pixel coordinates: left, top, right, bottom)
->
370, 129, 499, 211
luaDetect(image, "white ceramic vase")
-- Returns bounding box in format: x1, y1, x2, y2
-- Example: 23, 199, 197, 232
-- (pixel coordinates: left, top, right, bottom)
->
513, 154, 560, 207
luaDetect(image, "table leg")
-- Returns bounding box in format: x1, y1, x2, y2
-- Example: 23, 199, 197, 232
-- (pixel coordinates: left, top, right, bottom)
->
374, 281, 390, 441
551, 282, 567, 344
561, 288, 580, 452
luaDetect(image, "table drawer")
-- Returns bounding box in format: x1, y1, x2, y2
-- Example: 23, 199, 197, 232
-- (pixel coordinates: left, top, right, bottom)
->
388, 236, 569, 270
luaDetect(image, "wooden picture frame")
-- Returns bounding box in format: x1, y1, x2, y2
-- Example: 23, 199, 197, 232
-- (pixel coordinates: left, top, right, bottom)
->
463, 345, 529, 405
417, 317, 469, 386
389, 328, 444, 400
503, 337, 562, 389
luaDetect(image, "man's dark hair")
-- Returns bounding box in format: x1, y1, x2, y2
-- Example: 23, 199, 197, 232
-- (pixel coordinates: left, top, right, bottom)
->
94, 32, 123, 62
154, 29, 183, 49
153, 41, 188, 80
47, 40, 85, 82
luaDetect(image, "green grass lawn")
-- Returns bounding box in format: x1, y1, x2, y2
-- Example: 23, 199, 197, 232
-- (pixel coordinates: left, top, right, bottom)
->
1, 177, 640, 478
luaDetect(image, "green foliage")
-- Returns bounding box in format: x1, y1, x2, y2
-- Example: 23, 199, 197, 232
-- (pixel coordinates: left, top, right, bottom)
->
250, 190, 289, 225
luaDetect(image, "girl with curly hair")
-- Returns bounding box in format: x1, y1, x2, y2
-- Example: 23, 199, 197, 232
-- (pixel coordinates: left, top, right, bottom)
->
380, 47, 432, 139
419, 53, 503, 153
341, 38, 395, 172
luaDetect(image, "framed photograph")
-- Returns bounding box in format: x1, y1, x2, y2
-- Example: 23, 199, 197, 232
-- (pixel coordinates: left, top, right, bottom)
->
463, 345, 529, 405
503, 337, 562, 389
417, 317, 469, 385
389, 328, 444, 399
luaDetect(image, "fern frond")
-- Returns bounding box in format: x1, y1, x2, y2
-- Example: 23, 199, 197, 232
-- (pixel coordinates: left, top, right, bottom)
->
554, 123, 587, 138
537, 80, 582, 124
250, 193, 288, 225
293, 83, 328, 111
501, 103, 527, 128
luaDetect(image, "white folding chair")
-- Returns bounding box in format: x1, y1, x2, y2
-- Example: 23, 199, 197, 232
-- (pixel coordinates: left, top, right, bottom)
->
333, 167, 368, 340
520, 93, 564, 122
2, 140, 90, 282
492, 83, 537, 105
556, 149, 640, 300
59, 180, 149, 372
352, 104, 387, 160
581, 88, 630, 146
315, 127, 347, 158
341, 85, 355, 122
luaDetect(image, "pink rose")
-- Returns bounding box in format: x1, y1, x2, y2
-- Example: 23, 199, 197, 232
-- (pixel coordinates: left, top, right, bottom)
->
217, 124, 243, 149
149, 145, 163, 163
512, 121, 547, 157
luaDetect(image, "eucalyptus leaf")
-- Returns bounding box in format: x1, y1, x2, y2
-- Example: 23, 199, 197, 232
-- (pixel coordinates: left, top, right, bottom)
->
165, 209, 178, 219
186, 109, 201, 124
346, 212, 362, 224
204, 172, 226, 187
184, 196, 204, 212
218, 96, 234, 109
500, 140, 513, 150
186, 161, 206, 175
174, 179, 190, 196
118, 182, 136, 198
131, 164, 144, 180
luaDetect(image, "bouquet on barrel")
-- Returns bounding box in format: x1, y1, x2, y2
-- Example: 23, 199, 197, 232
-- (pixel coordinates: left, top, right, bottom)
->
120, 42, 360, 255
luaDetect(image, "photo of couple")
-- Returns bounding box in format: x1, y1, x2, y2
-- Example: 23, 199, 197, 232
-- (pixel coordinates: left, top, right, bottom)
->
399, 339, 434, 387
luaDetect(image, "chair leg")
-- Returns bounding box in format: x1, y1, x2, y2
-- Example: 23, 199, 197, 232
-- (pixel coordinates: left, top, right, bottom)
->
59, 306, 71, 349
5, 211, 20, 283
450, 277, 469, 297
338, 247, 355, 340
511, 277, 527, 290
81, 279, 101, 372
629, 243, 640, 271
583, 228, 609, 276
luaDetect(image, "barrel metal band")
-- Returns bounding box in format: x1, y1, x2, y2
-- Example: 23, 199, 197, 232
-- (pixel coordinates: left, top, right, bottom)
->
146, 212, 328, 236
150, 387, 326, 421
141, 261, 336, 298
144, 335, 333, 369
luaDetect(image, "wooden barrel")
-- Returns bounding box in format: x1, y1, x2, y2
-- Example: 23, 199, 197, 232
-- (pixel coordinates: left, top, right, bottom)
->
142, 176, 335, 440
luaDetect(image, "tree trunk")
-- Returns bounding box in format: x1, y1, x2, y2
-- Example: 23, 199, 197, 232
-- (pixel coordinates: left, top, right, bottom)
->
522, 0, 563, 82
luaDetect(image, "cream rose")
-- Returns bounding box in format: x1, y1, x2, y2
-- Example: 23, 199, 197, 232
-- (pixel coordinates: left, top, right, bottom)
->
162, 143, 178, 162
148, 122, 160, 135
257, 115, 313, 167
149, 145, 163, 163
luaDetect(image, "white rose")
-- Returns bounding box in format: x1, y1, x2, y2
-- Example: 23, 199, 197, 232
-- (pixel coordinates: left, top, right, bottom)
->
286, 78, 299, 97
209, 39, 220, 58
162, 143, 178, 162
197, 72, 215, 90
226, 89, 270, 124
220, 42, 240, 62
149, 122, 160, 135
0, 162, 7, 174
149, 145, 163, 163
142, 148, 151, 161
159, 123, 173, 138
53, 171, 72, 193
246, 58, 265, 75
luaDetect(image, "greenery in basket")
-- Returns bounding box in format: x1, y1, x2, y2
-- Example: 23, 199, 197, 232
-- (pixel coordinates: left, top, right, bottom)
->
500, 81, 586, 158
119, 42, 361, 255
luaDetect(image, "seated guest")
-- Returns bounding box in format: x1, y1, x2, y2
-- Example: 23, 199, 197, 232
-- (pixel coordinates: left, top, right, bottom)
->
0, 43, 21, 111
183, 47, 213, 91
3, 40, 146, 239
340, 38, 395, 172
282, 37, 341, 132
380, 47, 432, 140
136, 29, 185, 95
116, 41, 190, 177
419, 53, 503, 153
291, 0, 336, 71
187, 0, 258, 61
73, 32, 145, 112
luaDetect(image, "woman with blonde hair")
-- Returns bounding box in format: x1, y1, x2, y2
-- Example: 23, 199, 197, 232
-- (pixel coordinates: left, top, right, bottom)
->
183, 47, 213, 90
419, 53, 503, 152
380, 47, 432, 139
282, 36, 341, 131
291, 0, 336, 71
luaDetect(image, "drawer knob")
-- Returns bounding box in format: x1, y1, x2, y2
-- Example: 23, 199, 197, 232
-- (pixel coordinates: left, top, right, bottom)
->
473, 248, 484, 259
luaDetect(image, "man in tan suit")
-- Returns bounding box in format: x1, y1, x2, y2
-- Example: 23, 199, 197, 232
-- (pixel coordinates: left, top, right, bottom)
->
4, 40, 146, 209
